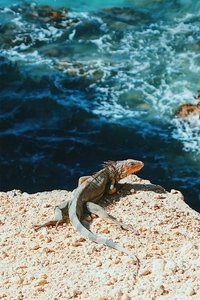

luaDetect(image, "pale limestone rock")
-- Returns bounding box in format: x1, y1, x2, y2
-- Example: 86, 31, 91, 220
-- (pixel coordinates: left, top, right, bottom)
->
0, 176, 199, 299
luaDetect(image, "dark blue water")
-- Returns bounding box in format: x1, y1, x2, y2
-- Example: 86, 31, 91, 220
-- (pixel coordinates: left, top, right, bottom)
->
0, 0, 199, 211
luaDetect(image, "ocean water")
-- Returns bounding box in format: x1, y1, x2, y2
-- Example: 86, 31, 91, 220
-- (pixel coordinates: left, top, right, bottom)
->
0, 0, 200, 210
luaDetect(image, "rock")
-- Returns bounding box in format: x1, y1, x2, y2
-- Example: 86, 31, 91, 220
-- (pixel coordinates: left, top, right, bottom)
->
0, 22, 18, 34
175, 91, 200, 117
192, 41, 200, 51
55, 60, 104, 85
12, 3, 68, 23
0, 3, 80, 52
101, 7, 152, 27
175, 101, 200, 117
73, 18, 103, 39
0, 176, 200, 299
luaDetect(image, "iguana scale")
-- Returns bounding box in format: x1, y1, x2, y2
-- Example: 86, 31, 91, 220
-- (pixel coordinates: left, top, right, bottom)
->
35, 159, 144, 261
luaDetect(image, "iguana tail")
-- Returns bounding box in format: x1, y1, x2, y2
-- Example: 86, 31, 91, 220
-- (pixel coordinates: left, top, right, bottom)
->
68, 202, 139, 267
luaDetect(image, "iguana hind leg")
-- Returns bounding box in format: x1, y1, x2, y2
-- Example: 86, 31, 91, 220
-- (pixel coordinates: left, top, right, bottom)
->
34, 205, 67, 231
85, 202, 133, 231
34, 220, 62, 231
78, 176, 92, 186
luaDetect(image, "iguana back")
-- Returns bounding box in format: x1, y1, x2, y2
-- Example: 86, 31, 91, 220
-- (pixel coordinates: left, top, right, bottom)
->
68, 159, 144, 259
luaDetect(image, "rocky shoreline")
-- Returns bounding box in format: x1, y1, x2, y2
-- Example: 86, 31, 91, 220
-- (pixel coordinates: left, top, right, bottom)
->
1, 175, 200, 299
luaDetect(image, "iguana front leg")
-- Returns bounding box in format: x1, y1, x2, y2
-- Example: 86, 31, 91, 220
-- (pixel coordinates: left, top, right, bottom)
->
85, 202, 133, 231
107, 177, 117, 195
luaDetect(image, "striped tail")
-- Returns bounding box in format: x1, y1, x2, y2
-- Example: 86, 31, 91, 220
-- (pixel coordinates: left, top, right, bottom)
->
68, 201, 139, 269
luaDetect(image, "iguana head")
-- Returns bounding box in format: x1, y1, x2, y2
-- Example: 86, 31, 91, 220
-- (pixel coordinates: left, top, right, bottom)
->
104, 159, 144, 179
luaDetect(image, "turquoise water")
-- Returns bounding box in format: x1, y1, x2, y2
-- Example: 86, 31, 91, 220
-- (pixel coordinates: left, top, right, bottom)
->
1, 0, 200, 10
1, 0, 200, 13
0, 0, 199, 210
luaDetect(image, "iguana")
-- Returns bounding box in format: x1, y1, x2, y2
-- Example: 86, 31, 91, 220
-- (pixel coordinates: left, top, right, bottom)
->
34, 159, 144, 262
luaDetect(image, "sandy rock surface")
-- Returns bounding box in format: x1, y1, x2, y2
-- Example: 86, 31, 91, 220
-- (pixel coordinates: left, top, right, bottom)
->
0, 175, 200, 300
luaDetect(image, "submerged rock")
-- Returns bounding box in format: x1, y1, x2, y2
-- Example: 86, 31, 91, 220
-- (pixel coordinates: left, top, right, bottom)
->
11, 3, 68, 24
0, 21, 18, 34
101, 6, 152, 26
55, 60, 104, 87
0, 3, 80, 52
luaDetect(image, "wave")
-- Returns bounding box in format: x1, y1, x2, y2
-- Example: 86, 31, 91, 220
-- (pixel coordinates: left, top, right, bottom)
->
172, 115, 200, 154
0, 2, 199, 155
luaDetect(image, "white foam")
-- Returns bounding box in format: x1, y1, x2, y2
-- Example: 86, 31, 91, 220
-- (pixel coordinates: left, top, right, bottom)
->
172, 115, 200, 153
1, 48, 53, 66
87, 15, 200, 153
1, 13, 62, 65
69, 29, 76, 40
92, 99, 143, 121
0, 7, 17, 14
177, 52, 200, 73
91, 35, 112, 52
1, 5, 199, 154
